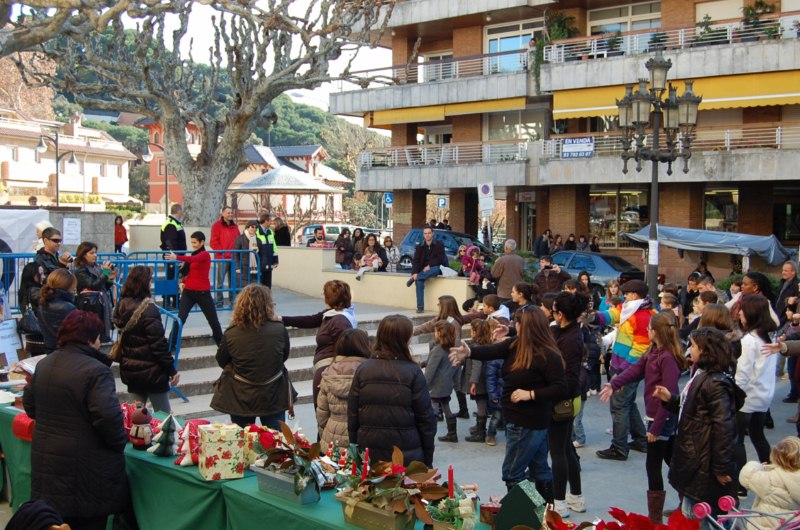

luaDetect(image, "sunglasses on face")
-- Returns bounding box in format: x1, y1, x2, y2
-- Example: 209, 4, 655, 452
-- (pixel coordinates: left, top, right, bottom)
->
48, 238, 62, 243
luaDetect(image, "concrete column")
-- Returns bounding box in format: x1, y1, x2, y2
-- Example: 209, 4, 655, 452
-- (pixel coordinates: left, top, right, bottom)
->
391, 124, 416, 147
536, 188, 550, 238
547, 185, 589, 238
393, 188, 429, 243
506, 192, 520, 243
451, 115, 482, 143
658, 182, 705, 282
739, 182, 774, 235
465, 192, 478, 236
449, 190, 466, 233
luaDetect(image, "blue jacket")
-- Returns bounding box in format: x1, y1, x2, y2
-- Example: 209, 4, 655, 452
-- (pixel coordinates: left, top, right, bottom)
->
486, 358, 504, 413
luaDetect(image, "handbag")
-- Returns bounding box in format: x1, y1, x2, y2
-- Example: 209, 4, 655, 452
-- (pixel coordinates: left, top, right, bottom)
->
18, 306, 41, 335
552, 398, 576, 422
109, 297, 153, 362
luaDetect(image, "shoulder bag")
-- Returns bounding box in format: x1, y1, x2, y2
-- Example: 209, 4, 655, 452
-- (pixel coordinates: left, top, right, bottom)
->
109, 297, 153, 362
18, 305, 41, 335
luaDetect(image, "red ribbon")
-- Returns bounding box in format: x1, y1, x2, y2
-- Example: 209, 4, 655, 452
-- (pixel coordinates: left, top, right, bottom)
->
12, 413, 35, 442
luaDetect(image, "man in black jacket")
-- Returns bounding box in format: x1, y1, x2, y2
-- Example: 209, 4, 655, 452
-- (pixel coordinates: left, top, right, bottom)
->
407, 226, 448, 313
776, 260, 800, 402
160, 204, 186, 309
257, 213, 279, 289
34, 227, 71, 279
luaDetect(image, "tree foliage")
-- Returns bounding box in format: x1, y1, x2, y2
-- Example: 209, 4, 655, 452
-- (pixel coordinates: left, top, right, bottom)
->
343, 194, 380, 228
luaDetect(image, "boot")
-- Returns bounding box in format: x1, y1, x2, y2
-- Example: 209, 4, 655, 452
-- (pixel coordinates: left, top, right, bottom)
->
534, 480, 555, 505
647, 490, 666, 524
465, 416, 487, 443
456, 392, 470, 419
438, 416, 458, 443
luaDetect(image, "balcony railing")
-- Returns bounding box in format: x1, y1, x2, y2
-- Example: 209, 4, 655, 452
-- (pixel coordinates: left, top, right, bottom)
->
336, 48, 529, 93
541, 123, 800, 160
544, 14, 800, 63
359, 140, 529, 169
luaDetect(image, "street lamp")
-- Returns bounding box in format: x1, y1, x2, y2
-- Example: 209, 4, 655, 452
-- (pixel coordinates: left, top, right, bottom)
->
36, 132, 78, 207
616, 50, 702, 300
142, 143, 169, 216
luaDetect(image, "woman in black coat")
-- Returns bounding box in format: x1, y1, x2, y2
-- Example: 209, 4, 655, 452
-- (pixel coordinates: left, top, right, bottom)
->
363, 233, 389, 272
74, 241, 117, 341
654, 327, 738, 522
348, 314, 437, 466
272, 217, 292, 247
38, 268, 77, 354
113, 265, 176, 413
23, 311, 129, 530
211, 283, 294, 429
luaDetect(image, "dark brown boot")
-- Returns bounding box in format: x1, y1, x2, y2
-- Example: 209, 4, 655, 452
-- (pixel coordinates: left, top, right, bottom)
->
647, 490, 666, 524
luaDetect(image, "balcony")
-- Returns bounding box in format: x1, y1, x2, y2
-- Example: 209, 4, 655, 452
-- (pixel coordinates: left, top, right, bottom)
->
356, 140, 533, 191
330, 49, 530, 116
536, 123, 800, 186
540, 14, 800, 92
359, 1, 549, 30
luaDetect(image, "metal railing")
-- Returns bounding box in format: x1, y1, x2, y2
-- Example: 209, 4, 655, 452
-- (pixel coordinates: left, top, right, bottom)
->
542, 124, 800, 160
544, 14, 800, 63
359, 140, 530, 169
335, 48, 530, 92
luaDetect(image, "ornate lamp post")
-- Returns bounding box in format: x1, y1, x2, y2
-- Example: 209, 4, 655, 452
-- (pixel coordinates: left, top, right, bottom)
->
616, 50, 702, 300
142, 143, 169, 216
36, 132, 78, 207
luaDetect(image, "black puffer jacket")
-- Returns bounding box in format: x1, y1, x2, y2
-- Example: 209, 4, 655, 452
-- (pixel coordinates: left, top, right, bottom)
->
348, 357, 437, 467
210, 321, 294, 417
113, 297, 174, 393
22, 342, 128, 519
38, 289, 76, 354
551, 320, 584, 401
666, 371, 738, 503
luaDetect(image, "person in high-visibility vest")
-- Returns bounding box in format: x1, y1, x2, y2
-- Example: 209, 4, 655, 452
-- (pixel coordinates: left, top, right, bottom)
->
257, 213, 279, 289
160, 204, 186, 310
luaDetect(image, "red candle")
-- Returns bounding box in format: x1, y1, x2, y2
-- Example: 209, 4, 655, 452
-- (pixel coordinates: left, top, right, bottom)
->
361, 448, 370, 481
351, 460, 357, 475
448, 465, 454, 499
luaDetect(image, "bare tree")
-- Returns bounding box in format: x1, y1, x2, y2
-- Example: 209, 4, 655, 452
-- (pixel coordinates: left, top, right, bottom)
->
321, 119, 389, 179
12, 0, 393, 224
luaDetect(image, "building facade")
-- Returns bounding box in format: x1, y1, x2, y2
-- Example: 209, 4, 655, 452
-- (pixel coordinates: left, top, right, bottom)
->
330, 0, 800, 280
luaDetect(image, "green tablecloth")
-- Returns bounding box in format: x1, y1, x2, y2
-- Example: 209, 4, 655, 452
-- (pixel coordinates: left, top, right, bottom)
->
0, 405, 32, 510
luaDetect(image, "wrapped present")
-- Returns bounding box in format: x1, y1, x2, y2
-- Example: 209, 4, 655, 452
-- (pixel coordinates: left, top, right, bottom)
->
244, 429, 260, 467
198, 423, 246, 481
174, 419, 211, 466
480, 497, 502, 526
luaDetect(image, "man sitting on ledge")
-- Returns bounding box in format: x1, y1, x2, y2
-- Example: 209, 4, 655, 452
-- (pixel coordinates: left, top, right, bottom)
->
407, 226, 448, 313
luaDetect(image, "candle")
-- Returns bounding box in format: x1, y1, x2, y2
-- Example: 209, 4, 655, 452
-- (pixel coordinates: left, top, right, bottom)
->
351, 460, 357, 475
448, 465, 454, 499
361, 448, 370, 481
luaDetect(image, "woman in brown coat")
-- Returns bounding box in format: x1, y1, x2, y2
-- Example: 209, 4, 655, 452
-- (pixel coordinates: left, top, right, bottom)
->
210, 284, 294, 429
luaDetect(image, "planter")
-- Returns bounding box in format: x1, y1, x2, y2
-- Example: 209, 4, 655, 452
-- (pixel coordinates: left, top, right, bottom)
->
338, 499, 416, 530
250, 465, 320, 505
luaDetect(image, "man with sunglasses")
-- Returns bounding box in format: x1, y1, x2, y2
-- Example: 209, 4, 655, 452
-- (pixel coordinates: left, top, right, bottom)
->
34, 227, 72, 279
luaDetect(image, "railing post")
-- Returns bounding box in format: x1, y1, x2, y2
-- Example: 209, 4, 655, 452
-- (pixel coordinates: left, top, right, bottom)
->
727, 24, 734, 42
725, 130, 731, 150
678, 29, 685, 49
484, 144, 491, 163
454, 145, 459, 164
776, 126, 783, 149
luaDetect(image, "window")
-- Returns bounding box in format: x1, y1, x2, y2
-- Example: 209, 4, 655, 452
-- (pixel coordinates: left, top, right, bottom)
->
487, 109, 547, 141
422, 52, 455, 82
11, 147, 18, 162
100, 162, 106, 177
153, 132, 161, 145
704, 187, 738, 231
694, 0, 742, 23
589, 186, 649, 248
158, 159, 166, 176
485, 18, 544, 74
774, 186, 800, 242
588, 1, 661, 52
571, 254, 596, 273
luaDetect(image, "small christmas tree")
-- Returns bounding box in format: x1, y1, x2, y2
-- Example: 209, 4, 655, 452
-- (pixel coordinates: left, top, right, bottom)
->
147, 414, 181, 457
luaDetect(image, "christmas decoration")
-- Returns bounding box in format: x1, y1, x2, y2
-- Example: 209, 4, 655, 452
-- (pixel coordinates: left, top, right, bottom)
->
147, 414, 181, 457
129, 404, 154, 450
173, 419, 210, 466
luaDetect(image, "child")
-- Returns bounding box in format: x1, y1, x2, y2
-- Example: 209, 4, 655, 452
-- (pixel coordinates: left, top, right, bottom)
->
659, 292, 680, 321
355, 247, 382, 281
739, 436, 800, 529
463, 320, 491, 443
167, 231, 223, 346
728, 277, 742, 301
653, 327, 738, 530
484, 318, 505, 446
462, 245, 483, 285
427, 320, 459, 443
482, 294, 510, 325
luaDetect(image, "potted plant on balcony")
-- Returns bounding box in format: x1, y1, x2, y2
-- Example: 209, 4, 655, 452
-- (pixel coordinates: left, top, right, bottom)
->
741, 0, 775, 40
250, 421, 327, 504
605, 32, 624, 56
335, 446, 450, 530
794, 19, 800, 38
693, 14, 729, 46
648, 32, 668, 50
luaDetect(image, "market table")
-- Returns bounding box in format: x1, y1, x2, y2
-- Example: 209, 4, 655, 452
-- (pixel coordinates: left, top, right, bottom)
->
0, 405, 32, 511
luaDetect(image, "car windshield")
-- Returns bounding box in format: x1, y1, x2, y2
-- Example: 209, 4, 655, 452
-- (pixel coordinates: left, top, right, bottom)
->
603, 255, 638, 272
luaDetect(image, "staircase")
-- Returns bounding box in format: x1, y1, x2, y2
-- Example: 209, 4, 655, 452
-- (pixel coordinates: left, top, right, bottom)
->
113, 316, 435, 421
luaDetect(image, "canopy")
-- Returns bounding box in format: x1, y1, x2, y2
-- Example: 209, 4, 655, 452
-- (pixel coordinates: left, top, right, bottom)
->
234, 165, 343, 193
622, 225, 793, 267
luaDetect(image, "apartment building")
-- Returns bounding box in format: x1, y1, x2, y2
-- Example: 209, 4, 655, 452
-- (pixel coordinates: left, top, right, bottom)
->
330, 0, 800, 279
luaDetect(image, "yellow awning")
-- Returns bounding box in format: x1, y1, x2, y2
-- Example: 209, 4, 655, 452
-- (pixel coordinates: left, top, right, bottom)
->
366, 97, 527, 126
552, 71, 800, 119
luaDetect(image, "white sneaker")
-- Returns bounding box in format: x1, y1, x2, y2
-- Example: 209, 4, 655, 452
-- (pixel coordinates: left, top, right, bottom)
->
553, 499, 570, 518
605, 427, 613, 435
572, 441, 585, 448
567, 493, 586, 513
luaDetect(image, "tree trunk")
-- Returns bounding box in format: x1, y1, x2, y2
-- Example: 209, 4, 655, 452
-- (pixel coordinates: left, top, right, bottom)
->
176, 164, 235, 227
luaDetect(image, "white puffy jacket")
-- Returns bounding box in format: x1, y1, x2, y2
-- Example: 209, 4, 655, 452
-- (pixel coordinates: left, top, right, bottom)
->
739, 461, 800, 529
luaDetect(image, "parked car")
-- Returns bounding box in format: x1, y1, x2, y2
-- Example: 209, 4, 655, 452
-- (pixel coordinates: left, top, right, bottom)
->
527, 250, 645, 292
398, 228, 495, 270
300, 224, 387, 245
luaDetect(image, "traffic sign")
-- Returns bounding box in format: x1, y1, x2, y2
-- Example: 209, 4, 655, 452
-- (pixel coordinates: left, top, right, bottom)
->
383, 192, 394, 208
478, 182, 495, 213
437, 197, 447, 209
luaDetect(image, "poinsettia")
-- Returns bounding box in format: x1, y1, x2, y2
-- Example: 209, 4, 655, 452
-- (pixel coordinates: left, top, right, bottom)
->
252, 421, 325, 496
547, 507, 699, 530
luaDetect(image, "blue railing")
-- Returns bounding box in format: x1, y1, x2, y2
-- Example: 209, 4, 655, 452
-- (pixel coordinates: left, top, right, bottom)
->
157, 305, 188, 403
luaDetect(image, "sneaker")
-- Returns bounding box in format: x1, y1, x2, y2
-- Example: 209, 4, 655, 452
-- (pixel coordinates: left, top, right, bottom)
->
605, 427, 613, 435
406, 278, 414, 287
630, 442, 648, 453
566, 493, 586, 513
588, 389, 598, 396
783, 396, 798, 403
572, 441, 585, 448
486, 435, 497, 446
553, 499, 570, 518
355, 275, 361, 281
416, 308, 424, 314
215, 301, 224, 308
596, 446, 627, 461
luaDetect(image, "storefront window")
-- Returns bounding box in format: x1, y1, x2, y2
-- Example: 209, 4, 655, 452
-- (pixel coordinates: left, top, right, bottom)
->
704, 187, 738, 232
774, 187, 800, 242
589, 186, 649, 248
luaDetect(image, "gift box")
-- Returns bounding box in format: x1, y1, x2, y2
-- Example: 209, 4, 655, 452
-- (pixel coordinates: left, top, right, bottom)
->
244, 430, 260, 466
198, 423, 246, 481
480, 500, 501, 526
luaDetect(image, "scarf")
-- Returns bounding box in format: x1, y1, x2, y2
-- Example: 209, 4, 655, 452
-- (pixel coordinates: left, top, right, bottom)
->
247, 233, 258, 272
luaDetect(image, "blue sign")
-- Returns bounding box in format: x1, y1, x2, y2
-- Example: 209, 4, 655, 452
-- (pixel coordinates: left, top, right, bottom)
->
561, 137, 595, 159
383, 192, 394, 207
437, 197, 447, 208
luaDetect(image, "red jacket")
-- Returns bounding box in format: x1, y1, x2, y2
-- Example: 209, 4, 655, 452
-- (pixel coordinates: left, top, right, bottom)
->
176, 249, 211, 291
114, 224, 128, 245
210, 218, 240, 259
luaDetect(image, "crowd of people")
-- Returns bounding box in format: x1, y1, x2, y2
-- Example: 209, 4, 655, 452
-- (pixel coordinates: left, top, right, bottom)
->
9, 215, 800, 530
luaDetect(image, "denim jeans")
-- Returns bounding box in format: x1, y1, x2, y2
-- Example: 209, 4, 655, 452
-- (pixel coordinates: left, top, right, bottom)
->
230, 411, 286, 431
415, 266, 442, 310
609, 371, 647, 454
487, 409, 504, 437
502, 422, 552, 491
131, 391, 171, 413
572, 398, 586, 444
788, 356, 797, 399
215, 261, 233, 304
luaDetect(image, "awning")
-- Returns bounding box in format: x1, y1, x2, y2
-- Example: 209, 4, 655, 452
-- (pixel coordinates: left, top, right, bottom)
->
552, 71, 800, 119
366, 97, 527, 126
